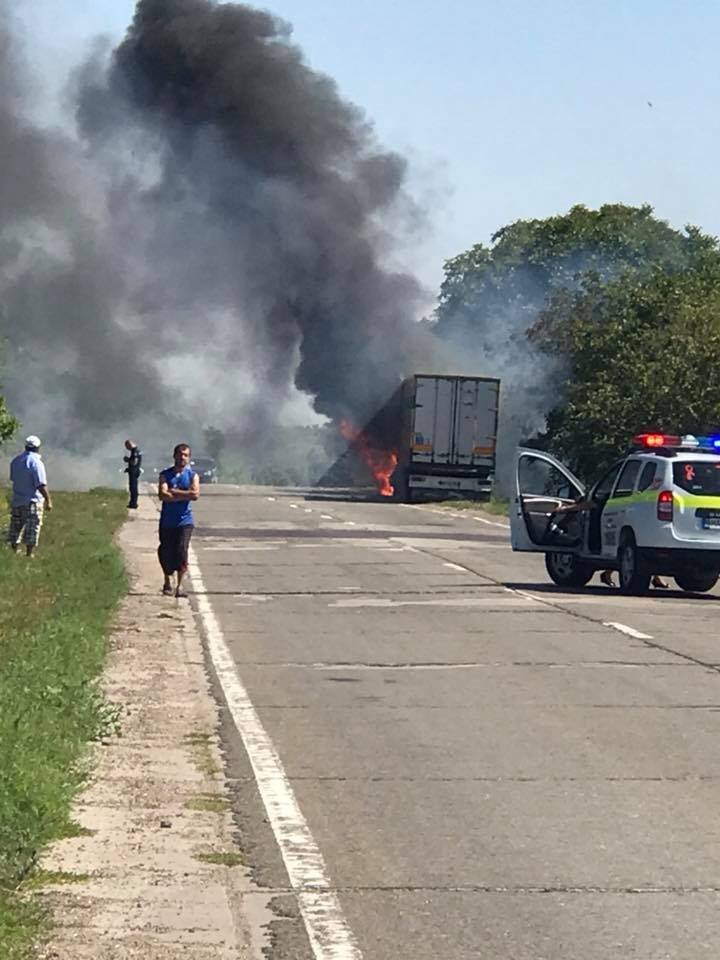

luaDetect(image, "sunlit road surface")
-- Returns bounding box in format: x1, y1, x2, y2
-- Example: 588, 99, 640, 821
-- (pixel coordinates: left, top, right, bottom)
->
189, 485, 720, 960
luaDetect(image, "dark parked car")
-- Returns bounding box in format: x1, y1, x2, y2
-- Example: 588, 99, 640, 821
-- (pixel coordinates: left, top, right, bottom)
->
192, 457, 218, 484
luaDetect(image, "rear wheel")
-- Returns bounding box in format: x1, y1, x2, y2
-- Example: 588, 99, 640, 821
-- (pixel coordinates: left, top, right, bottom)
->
617, 531, 650, 595
674, 571, 719, 593
545, 551, 594, 588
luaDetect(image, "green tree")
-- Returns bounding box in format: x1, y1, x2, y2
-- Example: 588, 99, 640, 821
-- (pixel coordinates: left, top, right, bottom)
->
434, 203, 714, 347
536, 257, 720, 479
0, 377, 17, 446
432, 204, 720, 488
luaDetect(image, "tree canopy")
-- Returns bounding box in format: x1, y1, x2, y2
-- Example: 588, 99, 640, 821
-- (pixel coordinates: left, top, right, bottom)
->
0, 395, 17, 446
433, 203, 720, 480
535, 256, 720, 479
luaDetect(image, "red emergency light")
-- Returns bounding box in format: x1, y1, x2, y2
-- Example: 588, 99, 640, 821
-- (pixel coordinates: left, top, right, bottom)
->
633, 433, 681, 448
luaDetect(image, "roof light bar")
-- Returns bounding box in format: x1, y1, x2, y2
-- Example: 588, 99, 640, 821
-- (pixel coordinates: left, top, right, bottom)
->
632, 433, 720, 451
632, 433, 681, 448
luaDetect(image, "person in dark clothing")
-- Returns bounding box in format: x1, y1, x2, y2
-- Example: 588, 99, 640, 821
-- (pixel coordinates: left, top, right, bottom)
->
158, 443, 200, 598
124, 439, 143, 509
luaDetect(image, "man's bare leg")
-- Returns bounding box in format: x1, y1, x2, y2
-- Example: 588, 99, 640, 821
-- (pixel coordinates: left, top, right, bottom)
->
175, 568, 188, 598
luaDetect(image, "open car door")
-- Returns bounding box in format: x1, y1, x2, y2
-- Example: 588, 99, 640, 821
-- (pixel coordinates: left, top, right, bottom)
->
511, 449, 586, 552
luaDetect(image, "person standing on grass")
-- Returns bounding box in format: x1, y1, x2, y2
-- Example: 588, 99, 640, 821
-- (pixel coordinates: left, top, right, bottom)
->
7, 435, 53, 557
158, 443, 199, 598
123, 439, 143, 509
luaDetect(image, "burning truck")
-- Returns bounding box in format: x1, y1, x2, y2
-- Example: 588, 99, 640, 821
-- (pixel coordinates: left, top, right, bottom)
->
337, 374, 501, 502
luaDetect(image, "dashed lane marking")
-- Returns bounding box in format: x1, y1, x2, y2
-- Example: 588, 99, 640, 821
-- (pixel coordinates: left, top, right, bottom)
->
321, 515, 334, 520
188, 548, 363, 960
444, 562, 467, 572
329, 596, 540, 609
603, 621, 654, 641
473, 515, 509, 529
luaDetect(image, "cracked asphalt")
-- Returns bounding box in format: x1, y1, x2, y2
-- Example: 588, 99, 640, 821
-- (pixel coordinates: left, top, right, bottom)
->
191, 484, 720, 959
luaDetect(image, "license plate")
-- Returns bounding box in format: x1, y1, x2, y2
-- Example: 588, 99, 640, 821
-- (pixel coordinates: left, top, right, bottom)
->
702, 515, 720, 529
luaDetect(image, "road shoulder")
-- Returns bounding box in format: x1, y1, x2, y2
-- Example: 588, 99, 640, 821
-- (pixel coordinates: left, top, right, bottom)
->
35, 497, 259, 959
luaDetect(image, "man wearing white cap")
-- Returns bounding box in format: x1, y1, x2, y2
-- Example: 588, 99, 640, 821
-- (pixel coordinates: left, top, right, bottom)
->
7, 436, 53, 556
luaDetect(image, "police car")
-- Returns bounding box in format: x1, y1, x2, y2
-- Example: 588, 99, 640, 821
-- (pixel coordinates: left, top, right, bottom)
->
511, 433, 720, 594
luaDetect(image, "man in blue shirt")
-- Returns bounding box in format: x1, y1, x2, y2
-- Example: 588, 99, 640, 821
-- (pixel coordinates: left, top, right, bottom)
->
7, 435, 53, 557
158, 443, 200, 598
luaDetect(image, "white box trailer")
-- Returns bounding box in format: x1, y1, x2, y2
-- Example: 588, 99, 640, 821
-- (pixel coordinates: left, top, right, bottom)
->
392, 374, 500, 501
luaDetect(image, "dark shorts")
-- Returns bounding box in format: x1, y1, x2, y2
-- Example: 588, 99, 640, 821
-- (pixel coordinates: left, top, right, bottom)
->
158, 525, 193, 575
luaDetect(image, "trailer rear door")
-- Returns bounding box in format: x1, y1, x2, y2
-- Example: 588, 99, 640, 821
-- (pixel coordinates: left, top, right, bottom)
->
412, 376, 454, 464
453, 378, 498, 465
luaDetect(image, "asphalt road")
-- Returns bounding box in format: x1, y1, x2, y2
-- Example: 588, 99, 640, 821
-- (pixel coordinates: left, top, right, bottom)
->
190, 484, 720, 960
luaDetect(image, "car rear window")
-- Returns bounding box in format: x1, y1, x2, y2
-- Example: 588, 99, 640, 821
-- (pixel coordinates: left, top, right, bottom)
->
673, 460, 720, 495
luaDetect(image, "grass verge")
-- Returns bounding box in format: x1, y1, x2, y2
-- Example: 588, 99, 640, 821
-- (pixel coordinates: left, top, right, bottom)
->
0, 488, 127, 959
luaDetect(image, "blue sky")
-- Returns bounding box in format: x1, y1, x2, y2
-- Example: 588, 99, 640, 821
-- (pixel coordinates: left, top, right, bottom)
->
15, 1, 720, 293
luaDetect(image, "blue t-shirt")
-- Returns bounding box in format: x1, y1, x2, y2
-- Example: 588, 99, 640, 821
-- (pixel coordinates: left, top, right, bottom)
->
159, 466, 196, 528
10, 451, 47, 507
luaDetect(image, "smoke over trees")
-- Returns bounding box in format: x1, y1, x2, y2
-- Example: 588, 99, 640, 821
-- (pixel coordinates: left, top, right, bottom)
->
433, 203, 720, 481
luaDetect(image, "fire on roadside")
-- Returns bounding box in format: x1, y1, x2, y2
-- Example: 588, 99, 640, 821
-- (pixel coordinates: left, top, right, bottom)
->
340, 420, 398, 497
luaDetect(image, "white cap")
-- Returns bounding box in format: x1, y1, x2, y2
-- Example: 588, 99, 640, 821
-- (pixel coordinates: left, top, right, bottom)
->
25, 435, 41, 449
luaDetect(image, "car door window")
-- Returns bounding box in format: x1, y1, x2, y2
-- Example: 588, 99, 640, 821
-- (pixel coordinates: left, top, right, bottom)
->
591, 462, 623, 503
518, 456, 581, 500
612, 459, 641, 498
637, 462, 657, 492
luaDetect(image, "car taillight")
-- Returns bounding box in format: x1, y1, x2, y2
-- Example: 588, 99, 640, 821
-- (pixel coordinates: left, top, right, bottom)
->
657, 490, 674, 521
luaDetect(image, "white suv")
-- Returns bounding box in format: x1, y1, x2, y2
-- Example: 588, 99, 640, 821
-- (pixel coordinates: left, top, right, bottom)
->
511, 434, 720, 594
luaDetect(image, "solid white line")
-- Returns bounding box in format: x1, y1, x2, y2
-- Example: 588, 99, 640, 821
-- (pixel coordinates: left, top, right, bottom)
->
188, 549, 363, 960
603, 621, 654, 640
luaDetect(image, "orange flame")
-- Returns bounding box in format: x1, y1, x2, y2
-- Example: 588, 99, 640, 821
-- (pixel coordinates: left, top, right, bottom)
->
340, 420, 398, 497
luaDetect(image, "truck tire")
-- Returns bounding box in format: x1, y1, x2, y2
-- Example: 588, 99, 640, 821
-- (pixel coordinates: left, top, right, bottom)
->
674, 571, 719, 593
617, 531, 650, 595
544, 552, 594, 588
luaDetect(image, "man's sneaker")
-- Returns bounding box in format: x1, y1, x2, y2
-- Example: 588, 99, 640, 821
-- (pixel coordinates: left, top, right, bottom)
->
162, 584, 174, 596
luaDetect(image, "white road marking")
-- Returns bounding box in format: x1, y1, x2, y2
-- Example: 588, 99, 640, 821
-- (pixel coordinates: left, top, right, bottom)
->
266, 496, 277, 502
305, 508, 313, 513
188, 549, 363, 960
603, 621, 654, 640
321, 515, 334, 520
444, 562, 467, 572
473, 516, 509, 529
330, 596, 538, 609
202, 545, 279, 552
345, 520, 356, 526
512, 590, 545, 603
289, 504, 299, 509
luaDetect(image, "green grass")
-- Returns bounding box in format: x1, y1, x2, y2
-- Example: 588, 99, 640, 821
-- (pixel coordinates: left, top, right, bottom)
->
194, 852, 244, 868
182, 732, 221, 777
0, 488, 127, 959
184, 794, 231, 814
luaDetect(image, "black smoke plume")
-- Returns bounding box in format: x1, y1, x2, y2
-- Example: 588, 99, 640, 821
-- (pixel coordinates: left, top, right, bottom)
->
0, 0, 435, 477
